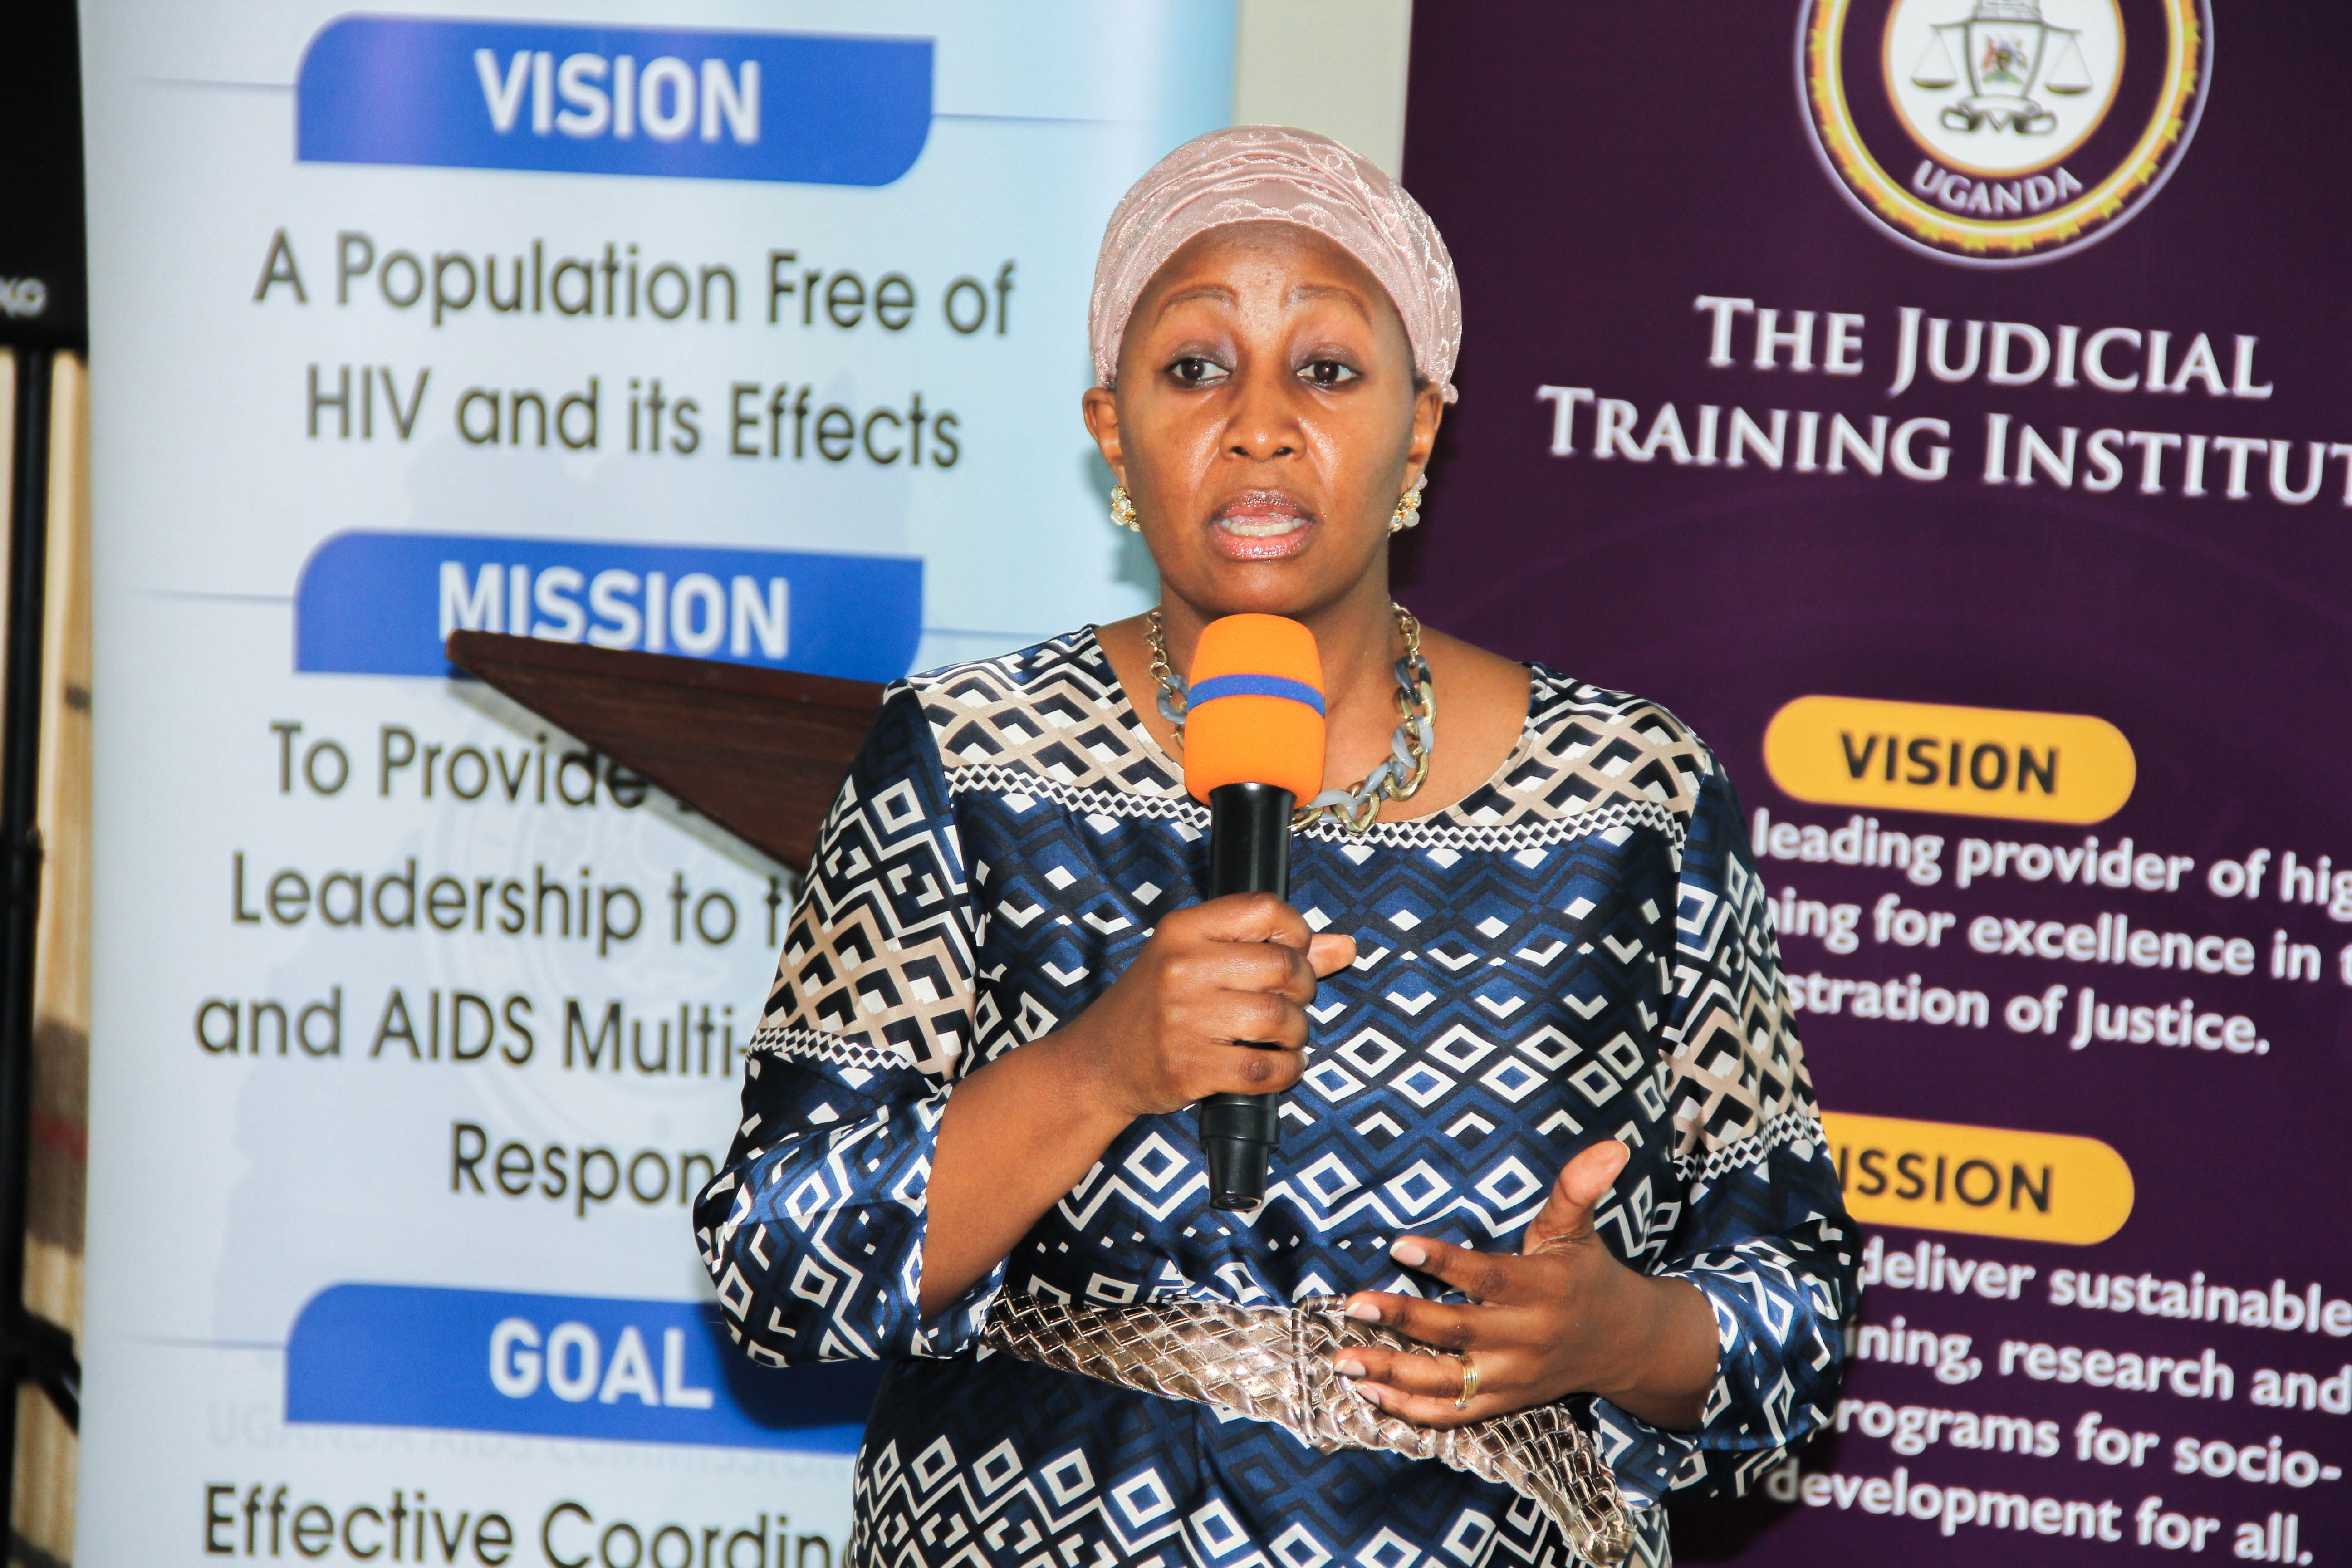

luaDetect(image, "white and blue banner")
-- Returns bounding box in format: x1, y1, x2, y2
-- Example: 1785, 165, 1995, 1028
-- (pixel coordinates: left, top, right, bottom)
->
76, 3, 1232, 1558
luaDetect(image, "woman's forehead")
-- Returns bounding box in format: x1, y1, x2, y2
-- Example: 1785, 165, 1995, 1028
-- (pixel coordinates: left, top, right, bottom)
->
1138, 223, 1396, 326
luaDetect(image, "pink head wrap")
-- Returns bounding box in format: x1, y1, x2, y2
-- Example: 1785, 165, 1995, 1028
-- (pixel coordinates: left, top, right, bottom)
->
1088, 126, 1462, 404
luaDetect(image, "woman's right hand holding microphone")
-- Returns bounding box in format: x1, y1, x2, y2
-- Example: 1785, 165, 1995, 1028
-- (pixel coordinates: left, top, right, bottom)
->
1057, 891, 1357, 1121
918, 890, 1353, 1315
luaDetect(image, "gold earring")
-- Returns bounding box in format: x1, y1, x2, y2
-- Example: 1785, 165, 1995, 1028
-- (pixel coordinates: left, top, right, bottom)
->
1388, 486, 1423, 534
1109, 485, 1140, 531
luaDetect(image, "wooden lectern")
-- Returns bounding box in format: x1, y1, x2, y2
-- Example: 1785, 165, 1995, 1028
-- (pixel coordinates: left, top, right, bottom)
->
443, 631, 883, 874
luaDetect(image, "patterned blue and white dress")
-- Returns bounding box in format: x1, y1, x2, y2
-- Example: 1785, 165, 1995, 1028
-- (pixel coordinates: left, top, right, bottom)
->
694, 629, 1856, 1567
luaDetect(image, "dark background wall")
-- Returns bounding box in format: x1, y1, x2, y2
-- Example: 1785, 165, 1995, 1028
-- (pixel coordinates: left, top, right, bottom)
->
1402, 3, 2352, 1560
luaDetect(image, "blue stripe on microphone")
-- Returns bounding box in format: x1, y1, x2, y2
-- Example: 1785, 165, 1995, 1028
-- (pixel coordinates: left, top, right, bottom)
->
1186, 674, 1325, 715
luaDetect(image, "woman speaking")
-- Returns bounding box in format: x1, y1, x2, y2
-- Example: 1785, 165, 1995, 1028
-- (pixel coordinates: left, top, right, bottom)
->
696, 127, 1855, 1567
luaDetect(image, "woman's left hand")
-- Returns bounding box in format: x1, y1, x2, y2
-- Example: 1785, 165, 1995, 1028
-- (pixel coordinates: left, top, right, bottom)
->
1333, 1139, 1720, 1431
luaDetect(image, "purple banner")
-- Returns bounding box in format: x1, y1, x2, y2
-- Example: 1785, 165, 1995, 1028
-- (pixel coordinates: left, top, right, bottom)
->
1404, 2, 2350, 1562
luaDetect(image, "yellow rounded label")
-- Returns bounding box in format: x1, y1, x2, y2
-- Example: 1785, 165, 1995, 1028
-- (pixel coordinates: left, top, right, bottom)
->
1822, 1111, 2134, 1246
1763, 696, 2134, 824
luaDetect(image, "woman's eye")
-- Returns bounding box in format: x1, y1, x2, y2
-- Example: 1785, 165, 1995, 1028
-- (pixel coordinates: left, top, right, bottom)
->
1167, 356, 1228, 387
1299, 359, 1360, 387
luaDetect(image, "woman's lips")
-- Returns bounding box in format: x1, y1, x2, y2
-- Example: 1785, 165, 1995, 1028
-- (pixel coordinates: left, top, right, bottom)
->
1210, 495, 1314, 560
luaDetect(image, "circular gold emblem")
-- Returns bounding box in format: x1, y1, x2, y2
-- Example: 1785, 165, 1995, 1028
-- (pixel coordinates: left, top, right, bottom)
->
1801, 0, 2210, 263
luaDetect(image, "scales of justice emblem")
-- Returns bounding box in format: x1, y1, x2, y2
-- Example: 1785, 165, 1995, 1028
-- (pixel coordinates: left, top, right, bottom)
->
1908, 0, 2093, 135
1800, 0, 2208, 263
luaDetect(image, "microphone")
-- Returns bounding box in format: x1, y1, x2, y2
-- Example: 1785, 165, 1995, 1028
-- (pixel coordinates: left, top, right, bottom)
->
1181, 613, 1326, 1212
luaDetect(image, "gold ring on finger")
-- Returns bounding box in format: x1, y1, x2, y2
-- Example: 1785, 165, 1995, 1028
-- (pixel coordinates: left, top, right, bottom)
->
1454, 1352, 1480, 1411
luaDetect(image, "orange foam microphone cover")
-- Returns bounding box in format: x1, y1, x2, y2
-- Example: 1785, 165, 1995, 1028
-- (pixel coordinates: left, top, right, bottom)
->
1181, 614, 1327, 804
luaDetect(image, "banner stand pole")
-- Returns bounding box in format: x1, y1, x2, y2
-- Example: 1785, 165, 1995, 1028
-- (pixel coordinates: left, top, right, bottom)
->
0, 346, 80, 1559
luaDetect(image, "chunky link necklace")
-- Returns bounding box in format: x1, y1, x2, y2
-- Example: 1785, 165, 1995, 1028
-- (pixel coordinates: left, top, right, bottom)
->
1144, 603, 1436, 834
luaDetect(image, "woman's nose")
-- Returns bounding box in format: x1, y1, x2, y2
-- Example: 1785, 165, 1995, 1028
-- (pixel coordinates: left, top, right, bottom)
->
1224, 368, 1300, 461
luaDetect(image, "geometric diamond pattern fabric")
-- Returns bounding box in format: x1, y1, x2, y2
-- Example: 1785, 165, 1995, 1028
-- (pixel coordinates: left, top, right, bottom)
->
694, 629, 1857, 1566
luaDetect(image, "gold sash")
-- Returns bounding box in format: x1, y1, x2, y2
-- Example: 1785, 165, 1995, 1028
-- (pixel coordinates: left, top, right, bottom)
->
979, 1291, 1633, 1564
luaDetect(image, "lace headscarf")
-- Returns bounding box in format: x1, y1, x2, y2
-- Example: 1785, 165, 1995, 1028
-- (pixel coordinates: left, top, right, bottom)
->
1088, 126, 1462, 405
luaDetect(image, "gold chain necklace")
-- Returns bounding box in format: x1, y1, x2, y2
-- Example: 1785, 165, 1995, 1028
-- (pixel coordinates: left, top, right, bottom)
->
1143, 603, 1436, 834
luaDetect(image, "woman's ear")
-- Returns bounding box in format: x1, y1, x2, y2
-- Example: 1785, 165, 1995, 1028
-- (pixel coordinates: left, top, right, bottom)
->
1082, 386, 1126, 485
1404, 382, 1446, 485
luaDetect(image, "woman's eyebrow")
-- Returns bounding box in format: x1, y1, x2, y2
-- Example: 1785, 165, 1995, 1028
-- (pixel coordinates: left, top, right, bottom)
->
1288, 282, 1369, 318
1153, 283, 1237, 315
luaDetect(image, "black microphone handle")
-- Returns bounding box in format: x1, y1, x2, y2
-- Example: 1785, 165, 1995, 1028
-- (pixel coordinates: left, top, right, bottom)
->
1199, 780, 1294, 1211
